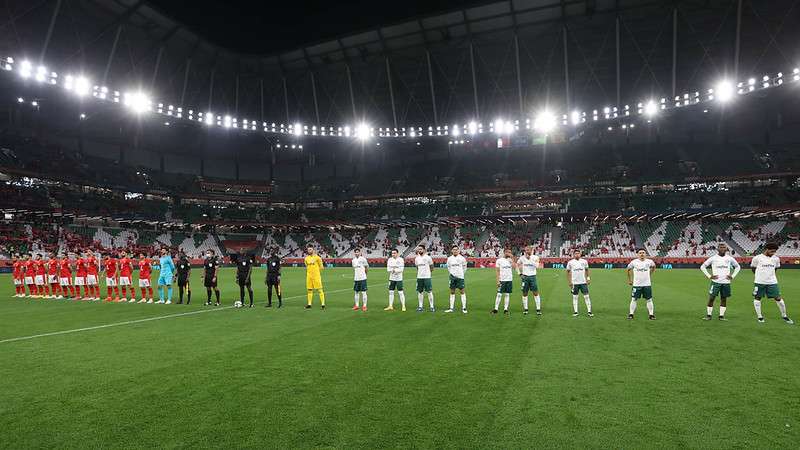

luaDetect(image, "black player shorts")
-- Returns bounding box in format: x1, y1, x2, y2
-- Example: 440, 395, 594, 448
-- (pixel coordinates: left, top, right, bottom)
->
267, 274, 280, 285
204, 276, 217, 288
237, 277, 251, 287
177, 276, 189, 287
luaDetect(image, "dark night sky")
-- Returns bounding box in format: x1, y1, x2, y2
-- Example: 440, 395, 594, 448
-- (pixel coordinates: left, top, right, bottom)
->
148, 0, 484, 54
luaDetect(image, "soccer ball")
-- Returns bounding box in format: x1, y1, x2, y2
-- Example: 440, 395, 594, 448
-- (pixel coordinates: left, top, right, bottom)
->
234, 301, 242, 308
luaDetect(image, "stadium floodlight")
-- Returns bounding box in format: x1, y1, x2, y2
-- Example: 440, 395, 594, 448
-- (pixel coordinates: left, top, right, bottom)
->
451, 125, 460, 137
468, 121, 478, 135
16, 97, 23, 103
293, 122, 302, 136
205, 111, 214, 125
533, 111, 557, 134
19, 60, 32, 78
123, 91, 151, 114
355, 123, 370, 140
570, 110, 581, 126
644, 100, 658, 117
35, 65, 47, 82
79, 113, 86, 119
714, 80, 734, 103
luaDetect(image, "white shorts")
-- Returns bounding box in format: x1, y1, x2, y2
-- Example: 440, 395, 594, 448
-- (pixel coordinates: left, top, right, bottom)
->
86, 275, 98, 286
74, 277, 85, 286
138, 278, 151, 288
13, 278, 21, 286
105, 277, 116, 286
59, 277, 71, 286
48, 275, 58, 284
119, 276, 131, 286
34, 275, 45, 285
24, 276, 34, 285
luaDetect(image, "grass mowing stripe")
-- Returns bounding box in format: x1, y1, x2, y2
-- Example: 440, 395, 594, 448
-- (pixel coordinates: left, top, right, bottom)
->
0, 287, 352, 344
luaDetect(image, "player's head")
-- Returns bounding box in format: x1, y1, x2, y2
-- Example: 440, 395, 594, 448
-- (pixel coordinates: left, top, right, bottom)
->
120, 250, 126, 258
139, 252, 145, 258
717, 243, 728, 255
764, 242, 778, 257
160, 248, 168, 256
34, 253, 41, 260
354, 248, 362, 257
524, 245, 532, 256
391, 248, 399, 258
23, 253, 30, 260
636, 248, 646, 259
573, 249, 582, 259
416, 245, 425, 255
306, 245, 315, 255
504, 247, 513, 258
451, 245, 460, 256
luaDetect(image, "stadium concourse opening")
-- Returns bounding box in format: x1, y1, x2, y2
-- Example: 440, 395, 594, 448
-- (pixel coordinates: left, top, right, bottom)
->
2, 0, 800, 447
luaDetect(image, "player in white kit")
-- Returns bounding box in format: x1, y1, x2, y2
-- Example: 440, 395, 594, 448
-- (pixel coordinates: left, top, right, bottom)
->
626, 249, 657, 320
384, 248, 406, 311
699, 243, 740, 320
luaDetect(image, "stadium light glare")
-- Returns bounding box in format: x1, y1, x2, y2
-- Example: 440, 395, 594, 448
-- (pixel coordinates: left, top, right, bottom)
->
714, 80, 734, 103
205, 112, 214, 125
16, 97, 23, 103
355, 123, 370, 140
468, 121, 478, 135
35, 65, 47, 82
293, 122, 302, 136
569, 110, 581, 126
18, 60, 31, 78
533, 111, 557, 133
123, 91, 151, 114
451, 125, 460, 137
644, 100, 658, 117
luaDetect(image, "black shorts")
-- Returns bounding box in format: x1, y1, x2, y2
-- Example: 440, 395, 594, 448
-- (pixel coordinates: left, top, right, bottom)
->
267, 274, 280, 285
237, 277, 251, 287
177, 276, 189, 287
204, 275, 217, 288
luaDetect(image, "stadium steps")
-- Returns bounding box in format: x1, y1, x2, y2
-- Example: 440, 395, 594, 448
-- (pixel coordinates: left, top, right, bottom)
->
550, 226, 563, 254
707, 223, 744, 255
473, 227, 491, 253
628, 224, 644, 249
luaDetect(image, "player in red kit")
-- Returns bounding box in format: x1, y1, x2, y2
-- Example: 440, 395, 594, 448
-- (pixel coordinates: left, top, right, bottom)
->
24, 254, 36, 297
47, 254, 61, 298
104, 253, 119, 302
74, 252, 90, 299
34, 254, 47, 298
138, 252, 154, 303
12, 254, 24, 297
118, 250, 135, 302
85, 251, 100, 300
59, 256, 75, 299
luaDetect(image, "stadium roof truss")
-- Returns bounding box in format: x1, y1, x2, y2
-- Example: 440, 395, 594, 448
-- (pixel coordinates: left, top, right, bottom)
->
1, 0, 799, 137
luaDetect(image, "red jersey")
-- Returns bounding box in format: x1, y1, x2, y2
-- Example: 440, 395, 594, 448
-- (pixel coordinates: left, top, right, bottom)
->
87, 257, 99, 275
139, 259, 152, 278
76, 258, 87, 277
59, 259, 72, 278
119, 258, 133, 277
25, 260, 35, 276
35, 260, 46, 276
12, 261, 21, 278
47, 259, 58, 276
105, 258, 117, 276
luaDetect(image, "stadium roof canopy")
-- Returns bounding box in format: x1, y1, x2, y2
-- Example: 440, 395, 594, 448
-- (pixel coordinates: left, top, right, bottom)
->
2, 0, 799, 129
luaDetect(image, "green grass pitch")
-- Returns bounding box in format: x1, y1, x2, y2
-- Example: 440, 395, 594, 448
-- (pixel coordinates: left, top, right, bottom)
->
1, 267, 799, 448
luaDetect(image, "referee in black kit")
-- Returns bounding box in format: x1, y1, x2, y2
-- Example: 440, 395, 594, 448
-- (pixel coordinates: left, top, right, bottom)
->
176, 251, 191, 304
235, 252, 255, 308
265, 249, 282, 307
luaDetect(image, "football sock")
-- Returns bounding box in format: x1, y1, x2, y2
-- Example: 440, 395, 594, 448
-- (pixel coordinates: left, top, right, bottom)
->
428, 293, 434, 309
69, 286, 75, 297
418, 293, 424, 308
121, 287, 127, 298
706, 306, 713, 316
187, 289, 191, 304
141, 288, 146, 298
584, 296, 592, 313
362, 292, 367, 307
503, 293, 510, 310
753, 299, 763, 318
354, 293, 359, 307
522, 296, 529, 310
572, 295, 579, 313
449, 294, 455, 309
398, 291, 405, 308
267, 287, 273, 304
114, 286, 119, 297
159, 288, 164, 301
179, 288, 185, 303
167, 286, 173, 301
240, 285, 246, 303
460, 294, 467, 310
83, 286, 90, 297
388, 290, 395, 307
148, 287, 153, 298
247, 287, 253, 305
206, 288, 212, 303
646, 299, 654, 316
214, 289, 220, 302
776, 299, 788, 318
319, 290, 325, 305
534, 295, 541, 310
307, 290, 313, 305
494, 293, 502, 310
629, 299, 637, 315
719, 306, 726, 316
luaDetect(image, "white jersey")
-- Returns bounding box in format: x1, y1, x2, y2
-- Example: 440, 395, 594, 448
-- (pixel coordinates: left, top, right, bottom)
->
387, 256, 404, 281
566, 258, 589, 284
751, 254, 780, 285
627, 258, 656, 287
496, 257, 514, 282
446, 255, 467, 279
517, 254, 539, 276
352, 256, 369, 281
415, 255, 433, 279
700, 254, 741, 284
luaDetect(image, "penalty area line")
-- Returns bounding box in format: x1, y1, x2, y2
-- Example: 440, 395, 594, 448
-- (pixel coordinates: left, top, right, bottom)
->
0, 287, 351, 345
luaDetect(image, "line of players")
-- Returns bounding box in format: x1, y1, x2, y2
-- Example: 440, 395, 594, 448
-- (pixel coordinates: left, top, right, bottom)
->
339, 241, 792, 324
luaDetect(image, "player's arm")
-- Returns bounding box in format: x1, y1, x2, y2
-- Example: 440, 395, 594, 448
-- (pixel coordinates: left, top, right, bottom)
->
364, 259, 369, 275
495, 264, 500, 285
700, 258, 714, 279
730, 258, 741, 280
750, 256, 757, 274
566, 266, 572, 286
585, 266, 591, 284
247, 260, 253, 282
626, 264, 633, 285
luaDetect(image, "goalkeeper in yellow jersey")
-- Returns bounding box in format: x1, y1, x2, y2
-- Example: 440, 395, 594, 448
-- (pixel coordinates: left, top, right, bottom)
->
304, 245, 326, 309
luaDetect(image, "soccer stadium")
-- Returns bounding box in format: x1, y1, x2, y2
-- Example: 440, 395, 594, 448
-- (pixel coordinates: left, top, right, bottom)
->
2, 0, 800, 447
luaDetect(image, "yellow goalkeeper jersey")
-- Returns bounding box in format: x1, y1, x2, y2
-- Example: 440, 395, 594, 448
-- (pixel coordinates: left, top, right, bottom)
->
304, 254, 324, 278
